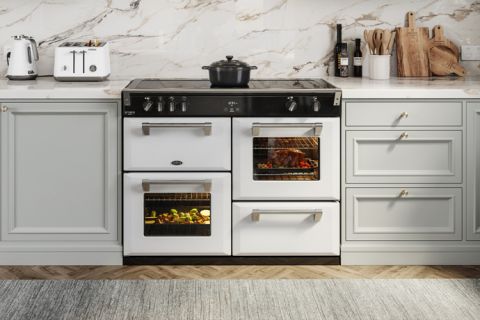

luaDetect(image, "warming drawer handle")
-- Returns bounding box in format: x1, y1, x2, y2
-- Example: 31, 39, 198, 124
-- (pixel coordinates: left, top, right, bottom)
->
141, 179, 212, 192
141, 122, 212, 136
251, 123, 322, 137
251, 209, 323, 222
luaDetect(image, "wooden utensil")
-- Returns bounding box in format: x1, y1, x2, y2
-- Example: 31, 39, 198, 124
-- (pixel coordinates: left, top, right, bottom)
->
373, 29, 383, 55
387, 31, 396, 54
381, 30, 391, 54
429, 46, 465, 76
366, 30, 375, 54
396, 11, 430, 77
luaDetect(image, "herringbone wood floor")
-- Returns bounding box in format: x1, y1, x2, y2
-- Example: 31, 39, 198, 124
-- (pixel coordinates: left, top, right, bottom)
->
0, 265, 479, 280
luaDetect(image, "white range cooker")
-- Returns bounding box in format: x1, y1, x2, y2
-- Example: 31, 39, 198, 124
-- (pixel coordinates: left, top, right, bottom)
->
122, 79, 342, 264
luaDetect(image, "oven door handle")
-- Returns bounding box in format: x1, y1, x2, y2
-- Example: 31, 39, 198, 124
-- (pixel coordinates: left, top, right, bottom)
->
142, 179, 212, 192
251, 123, 322, 136
142, 122, 212, 136
251, 209, 323, 222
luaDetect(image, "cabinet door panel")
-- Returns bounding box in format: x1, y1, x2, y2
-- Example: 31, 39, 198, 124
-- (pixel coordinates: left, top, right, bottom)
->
0, 102, 118, 241
346, 188, 462, 241
346, 130, 462, 184
467, 103, 480, 240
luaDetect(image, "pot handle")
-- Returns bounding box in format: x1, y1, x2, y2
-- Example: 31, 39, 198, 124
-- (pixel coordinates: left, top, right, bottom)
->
201, 66, 210, 70
250, 66, 258, 70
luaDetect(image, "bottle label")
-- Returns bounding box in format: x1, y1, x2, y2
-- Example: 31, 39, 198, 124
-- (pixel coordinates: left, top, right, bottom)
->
354, 57, 362, 66
340, 57, 349, 66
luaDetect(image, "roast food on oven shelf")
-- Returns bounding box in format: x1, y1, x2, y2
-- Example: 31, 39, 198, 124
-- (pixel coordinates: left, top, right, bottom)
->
257, 148, 313, 169
145, 208, 210, 225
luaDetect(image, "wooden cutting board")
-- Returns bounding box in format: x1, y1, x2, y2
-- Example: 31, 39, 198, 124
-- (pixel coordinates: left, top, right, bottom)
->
428, 25, 465, 76
396, 11, 430, 77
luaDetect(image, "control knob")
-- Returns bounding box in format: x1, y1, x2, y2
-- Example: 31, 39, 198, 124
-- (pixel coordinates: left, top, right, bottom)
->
181, 97, 187, 112
157, 97, 164, 112
143, 97, 153, 112
168, 97, 175, 112
312, 97, 321, 112
286, 96, 297, 112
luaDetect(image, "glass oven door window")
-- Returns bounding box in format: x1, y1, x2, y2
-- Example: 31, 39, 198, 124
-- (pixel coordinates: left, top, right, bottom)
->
144, 193, 211, 236
253, 137, 320, 181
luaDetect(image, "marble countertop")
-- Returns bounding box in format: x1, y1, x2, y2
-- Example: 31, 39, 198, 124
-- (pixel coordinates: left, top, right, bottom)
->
326, 76, 480, 99
0, 76, 479, 100
0, 77, 129, 99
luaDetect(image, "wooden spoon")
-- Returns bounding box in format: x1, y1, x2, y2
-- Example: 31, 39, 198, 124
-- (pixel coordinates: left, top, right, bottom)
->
373, 29, 384, 55
364, 29, 374, 54
381, 30, 391, 55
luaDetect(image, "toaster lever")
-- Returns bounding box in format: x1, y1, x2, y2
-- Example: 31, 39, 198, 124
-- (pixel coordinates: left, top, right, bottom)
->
81, 50, 86, 73
70, 50, 76, 73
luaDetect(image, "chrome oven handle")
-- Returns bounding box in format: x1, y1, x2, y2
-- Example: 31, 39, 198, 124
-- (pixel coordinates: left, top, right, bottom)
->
142, 122, 212, 136
141, 179, 212, 192
251, 123, 322, 137
251, 209, 323, 222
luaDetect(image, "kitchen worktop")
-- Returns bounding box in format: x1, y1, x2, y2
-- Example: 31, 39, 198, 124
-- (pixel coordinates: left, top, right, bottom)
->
0, 77, 129, 99
0, 76, 479, 100
326, 76, 480, 99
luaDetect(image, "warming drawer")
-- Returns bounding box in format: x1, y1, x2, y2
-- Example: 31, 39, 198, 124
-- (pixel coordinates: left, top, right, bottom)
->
232, 202, 339, 256
124, 117, 231, 171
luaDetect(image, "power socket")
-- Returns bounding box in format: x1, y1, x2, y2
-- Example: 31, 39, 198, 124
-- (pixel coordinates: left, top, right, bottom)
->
461, 45, 480, 61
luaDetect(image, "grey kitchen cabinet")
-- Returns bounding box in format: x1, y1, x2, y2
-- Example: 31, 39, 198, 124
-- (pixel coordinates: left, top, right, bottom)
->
341, 99, 480, 265
467, 102, 480, 240
0, 101, 121, 265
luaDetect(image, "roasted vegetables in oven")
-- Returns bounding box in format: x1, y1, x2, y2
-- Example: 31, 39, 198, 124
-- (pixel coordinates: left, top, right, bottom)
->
257, 148, 313, 169
145, 209, 211, 225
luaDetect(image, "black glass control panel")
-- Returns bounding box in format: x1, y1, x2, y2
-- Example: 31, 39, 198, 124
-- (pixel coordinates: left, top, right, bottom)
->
123, 93, 341, 117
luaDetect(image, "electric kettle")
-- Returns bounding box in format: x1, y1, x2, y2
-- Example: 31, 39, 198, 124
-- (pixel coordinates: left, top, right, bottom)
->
5, 35, 39, 80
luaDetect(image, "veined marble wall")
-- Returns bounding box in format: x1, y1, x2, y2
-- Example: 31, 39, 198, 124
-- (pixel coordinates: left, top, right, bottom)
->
0, 0, 479, 79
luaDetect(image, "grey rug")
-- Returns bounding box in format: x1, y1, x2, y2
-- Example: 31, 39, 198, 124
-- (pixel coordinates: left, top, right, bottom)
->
0, 279, 479, 320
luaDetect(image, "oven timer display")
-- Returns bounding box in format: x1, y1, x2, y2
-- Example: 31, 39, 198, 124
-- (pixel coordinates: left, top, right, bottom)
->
224, 100, 241, 113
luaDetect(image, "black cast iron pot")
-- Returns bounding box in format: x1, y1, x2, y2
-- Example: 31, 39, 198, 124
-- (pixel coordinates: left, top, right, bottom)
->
202, 55, 257, 87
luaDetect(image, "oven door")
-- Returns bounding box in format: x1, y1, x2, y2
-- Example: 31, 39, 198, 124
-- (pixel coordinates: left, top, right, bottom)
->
124, 172, 231, 256
124, 117, 231, 171
233, 117, 339, 200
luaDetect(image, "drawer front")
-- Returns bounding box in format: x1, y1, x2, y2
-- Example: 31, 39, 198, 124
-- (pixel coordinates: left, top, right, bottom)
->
346, 131, 462, 184
124, 117, 231, 171
345, 101, 462, 127
232, 202, 339, 256
346, 188, 462, 241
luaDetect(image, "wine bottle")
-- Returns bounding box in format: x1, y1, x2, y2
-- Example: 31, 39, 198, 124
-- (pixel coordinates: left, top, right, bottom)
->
353, 38, 362, 77
334, 24, 342, 77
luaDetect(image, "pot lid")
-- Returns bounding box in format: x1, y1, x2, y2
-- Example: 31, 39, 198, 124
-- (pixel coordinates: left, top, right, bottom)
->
209, 55, 252, 68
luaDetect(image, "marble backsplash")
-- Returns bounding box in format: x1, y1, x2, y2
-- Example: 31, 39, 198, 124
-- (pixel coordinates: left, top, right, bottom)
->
0, 0, 479, 80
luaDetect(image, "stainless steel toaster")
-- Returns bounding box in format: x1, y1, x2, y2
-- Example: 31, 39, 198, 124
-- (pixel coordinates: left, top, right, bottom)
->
54, 40, 111, 81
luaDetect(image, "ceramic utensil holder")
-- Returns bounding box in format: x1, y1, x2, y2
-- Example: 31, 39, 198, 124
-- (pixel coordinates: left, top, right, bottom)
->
369, 55, 390, 80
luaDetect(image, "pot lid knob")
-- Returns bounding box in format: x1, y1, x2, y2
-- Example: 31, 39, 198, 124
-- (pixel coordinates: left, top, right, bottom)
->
226, 55, 233, 62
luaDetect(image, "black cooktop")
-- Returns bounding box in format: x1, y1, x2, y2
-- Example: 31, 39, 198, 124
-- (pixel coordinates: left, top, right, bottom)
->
125, 79, 337, 91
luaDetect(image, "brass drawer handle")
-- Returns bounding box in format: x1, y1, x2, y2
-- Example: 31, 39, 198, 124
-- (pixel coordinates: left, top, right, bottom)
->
399, 132, 409, 139
1, 105, 8, 112
399, 111, 409, 119
399, 189, 409, 197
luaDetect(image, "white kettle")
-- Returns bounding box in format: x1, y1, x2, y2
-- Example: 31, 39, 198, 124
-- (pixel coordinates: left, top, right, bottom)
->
5, 35, 39, 80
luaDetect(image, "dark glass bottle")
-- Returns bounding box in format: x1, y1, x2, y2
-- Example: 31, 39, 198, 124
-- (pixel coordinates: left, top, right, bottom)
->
334, 24, 349, 77
353, 38, 362, 77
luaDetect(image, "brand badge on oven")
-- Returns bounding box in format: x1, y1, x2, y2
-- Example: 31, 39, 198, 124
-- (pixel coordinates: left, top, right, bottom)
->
171, 160, 183, 166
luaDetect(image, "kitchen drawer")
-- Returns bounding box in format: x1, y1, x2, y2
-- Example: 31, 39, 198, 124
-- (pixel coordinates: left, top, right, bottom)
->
346, 188, 462, 241
124, 117, 231, 171
345, 101, 462, 127
346, 130, 462, 184
232, 202, 339, 256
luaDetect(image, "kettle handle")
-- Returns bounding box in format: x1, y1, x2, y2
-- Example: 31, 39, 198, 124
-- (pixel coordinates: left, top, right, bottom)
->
28, 39, 39, 61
